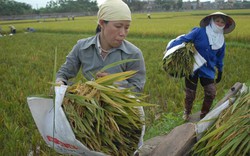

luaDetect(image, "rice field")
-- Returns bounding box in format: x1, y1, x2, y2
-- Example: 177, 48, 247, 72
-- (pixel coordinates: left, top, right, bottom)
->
0, 9, 250, 155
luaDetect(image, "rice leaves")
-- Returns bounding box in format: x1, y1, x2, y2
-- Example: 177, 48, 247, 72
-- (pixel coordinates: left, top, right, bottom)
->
62, 71, 155, 156
191, 88, 250, 156
163, 42, 196, 78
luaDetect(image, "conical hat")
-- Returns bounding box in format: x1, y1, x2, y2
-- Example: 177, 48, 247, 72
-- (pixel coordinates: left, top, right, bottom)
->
200, 12, 235, 34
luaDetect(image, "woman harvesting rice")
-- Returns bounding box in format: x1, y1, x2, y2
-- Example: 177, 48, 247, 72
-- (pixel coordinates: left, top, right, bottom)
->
56, 0, 146, 93
166, 12, 236, 121
55, 0, 146, 155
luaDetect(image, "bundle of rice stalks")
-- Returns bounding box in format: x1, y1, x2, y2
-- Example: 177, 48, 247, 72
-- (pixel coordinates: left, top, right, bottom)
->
62, 70, 155, 156
163, 42, 196, 78
191, 88, 250, 156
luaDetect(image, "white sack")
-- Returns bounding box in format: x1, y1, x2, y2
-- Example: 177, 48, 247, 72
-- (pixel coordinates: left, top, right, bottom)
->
28, 85, 145, 156
27, 85, 106, 156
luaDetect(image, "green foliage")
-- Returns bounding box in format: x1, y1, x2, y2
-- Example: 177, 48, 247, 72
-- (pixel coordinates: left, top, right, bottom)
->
43, 0, 98, 13
144, 112, 184, 140
0, 0, 33, 16
0, 11, 250, 154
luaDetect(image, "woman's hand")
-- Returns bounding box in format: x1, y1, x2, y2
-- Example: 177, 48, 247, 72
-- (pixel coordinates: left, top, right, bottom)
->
216, 71, 222, 83
96, 71, 109, 78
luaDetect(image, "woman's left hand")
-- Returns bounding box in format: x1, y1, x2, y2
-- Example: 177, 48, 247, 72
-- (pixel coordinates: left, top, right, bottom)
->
216, 71, 222, 83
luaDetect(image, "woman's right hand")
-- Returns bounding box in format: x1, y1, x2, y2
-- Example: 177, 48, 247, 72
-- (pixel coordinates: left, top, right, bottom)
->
96, 71, 109, 78
56, 81, 65, 85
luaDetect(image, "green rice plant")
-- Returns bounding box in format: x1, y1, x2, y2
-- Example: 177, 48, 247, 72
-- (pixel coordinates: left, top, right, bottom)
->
192, 87, 250, 156
63, 70, 155, 156
2, 9, 250, 42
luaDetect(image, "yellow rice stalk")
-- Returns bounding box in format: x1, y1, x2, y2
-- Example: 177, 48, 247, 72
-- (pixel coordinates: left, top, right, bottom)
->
62, 70, 155, 156
192, 88, 250, 156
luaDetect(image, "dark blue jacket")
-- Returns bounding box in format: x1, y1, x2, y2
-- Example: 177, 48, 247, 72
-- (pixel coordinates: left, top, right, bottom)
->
167, 27, 225, 79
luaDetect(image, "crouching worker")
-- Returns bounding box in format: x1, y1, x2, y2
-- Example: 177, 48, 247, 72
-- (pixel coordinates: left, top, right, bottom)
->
9, 25, 16, 34
26, 27, 36, 32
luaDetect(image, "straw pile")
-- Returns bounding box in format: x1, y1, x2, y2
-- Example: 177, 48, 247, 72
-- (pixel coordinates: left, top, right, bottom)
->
62, 71, 153, 156
192, 88, 250, 156
163, 42, 196, 78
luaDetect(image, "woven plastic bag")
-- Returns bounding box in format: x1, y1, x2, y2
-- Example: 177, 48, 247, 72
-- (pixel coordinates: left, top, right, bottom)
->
27, 85, 145, 155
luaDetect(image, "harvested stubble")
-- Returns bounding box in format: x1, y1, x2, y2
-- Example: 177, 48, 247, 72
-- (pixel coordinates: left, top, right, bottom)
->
62, 71, 153, 156
163, 42, 196, 78
192, 88, 250, 156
